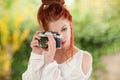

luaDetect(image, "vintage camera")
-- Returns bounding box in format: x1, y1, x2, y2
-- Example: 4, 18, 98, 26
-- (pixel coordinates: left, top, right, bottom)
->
38, 32, 62, 49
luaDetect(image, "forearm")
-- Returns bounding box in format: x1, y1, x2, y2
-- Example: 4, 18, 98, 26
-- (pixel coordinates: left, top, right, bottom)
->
22, 52, 44, 80
40, 61, 65, 80
22, 54, 65, 80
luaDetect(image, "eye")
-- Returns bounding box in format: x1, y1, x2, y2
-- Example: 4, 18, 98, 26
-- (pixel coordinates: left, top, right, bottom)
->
61, 27, 67, 32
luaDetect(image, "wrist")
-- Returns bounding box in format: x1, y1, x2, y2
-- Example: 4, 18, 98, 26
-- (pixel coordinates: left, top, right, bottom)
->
45, 58, 54, 65
32, 50, 43, 55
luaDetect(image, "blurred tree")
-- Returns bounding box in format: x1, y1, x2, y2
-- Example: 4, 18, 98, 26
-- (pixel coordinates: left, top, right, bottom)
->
0, 0, 40, 79
72, 0, 120, 79
0, 9, 29, 80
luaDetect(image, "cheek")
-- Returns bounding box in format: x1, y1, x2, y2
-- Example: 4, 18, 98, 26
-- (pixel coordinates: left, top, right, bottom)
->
67, 28, 71, 39
61, 27, 71, 40
63, 31, 71, 40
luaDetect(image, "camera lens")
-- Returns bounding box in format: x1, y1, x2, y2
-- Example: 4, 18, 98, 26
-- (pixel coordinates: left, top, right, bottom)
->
39, 37, 48, 48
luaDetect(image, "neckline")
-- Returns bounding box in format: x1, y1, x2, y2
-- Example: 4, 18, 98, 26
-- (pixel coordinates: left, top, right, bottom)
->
58, 50, 81, 65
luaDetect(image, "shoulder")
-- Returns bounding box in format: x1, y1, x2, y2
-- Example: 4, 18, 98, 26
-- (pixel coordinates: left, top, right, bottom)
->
82, 51, 92, 75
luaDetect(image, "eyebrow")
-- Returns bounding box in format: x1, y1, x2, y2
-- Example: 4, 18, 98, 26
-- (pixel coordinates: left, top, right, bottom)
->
50, 24, 67, 32
61, 24, 67, 29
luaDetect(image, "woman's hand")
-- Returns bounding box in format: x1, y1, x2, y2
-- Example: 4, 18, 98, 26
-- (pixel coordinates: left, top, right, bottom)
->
43, 34, 56, 65
31, 31, 56, 64
30, 31, 43, 55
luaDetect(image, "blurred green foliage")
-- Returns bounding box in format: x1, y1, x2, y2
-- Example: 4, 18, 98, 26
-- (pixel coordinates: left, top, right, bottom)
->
0, 0, 120, 80
0, 0, 40, 80
72, 0, 120, 78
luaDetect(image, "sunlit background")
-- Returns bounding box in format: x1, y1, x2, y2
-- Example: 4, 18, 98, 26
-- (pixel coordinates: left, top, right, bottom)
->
0, 0, 120, 80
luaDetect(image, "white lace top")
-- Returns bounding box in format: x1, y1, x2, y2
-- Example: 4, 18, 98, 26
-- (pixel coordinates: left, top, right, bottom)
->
22, 50, 92, 80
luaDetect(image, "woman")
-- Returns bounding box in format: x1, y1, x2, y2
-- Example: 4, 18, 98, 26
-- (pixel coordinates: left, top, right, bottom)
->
22, 0, 92, 80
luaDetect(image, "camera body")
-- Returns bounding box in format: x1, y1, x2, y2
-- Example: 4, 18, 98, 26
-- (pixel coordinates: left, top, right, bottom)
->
38, 32, 62, 49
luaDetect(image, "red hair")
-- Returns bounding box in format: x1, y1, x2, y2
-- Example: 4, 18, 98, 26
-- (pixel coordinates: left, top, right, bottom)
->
37, 0, 74, 58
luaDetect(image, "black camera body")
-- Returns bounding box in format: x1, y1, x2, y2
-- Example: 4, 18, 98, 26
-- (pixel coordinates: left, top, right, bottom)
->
38, 32, 62, 49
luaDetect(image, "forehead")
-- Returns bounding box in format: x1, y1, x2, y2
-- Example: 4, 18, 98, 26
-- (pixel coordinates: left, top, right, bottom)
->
48, 18, 69, 31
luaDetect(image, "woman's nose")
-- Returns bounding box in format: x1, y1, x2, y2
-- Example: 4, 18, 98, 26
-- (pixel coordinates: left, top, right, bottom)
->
58, 32, 63, 36
53, 31, 63, 37
57, 31, 62, 35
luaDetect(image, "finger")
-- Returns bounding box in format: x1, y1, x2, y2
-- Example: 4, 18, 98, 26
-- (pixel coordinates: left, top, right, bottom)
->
31, 43, 39, 48
45, 41, 56, 60
48, 34, 56, 50
32, 30, 44, 41
32, 35, 40, 41
31, 40, 39, 44
30, 43, 39, 48
48, 34, 56, 44
47, 39, 56, 57
50, 35, 56, 49
30, 40, 39, 47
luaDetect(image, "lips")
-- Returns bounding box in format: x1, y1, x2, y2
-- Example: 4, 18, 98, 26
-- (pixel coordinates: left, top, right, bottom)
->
62, 40, 66, 45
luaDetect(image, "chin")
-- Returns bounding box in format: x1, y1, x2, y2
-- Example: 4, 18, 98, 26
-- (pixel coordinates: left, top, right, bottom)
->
62, 44, 69, 50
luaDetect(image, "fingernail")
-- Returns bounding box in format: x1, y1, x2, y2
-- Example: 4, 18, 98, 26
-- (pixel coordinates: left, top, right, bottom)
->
46, 41, 49, 44
48, 34, 51, 38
